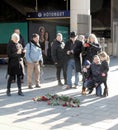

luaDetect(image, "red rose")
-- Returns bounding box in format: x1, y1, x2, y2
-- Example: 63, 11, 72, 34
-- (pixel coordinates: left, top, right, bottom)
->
41, 96, 48, 101
47, 100, 51, 105
32, 98, 35, 101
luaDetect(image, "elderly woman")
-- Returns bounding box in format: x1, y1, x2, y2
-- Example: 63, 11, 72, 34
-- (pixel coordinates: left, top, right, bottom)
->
6, 33, 25, 96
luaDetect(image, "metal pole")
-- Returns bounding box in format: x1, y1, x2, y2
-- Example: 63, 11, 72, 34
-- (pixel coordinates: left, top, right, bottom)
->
35, 0, 38, 12
66, 0, 68, 11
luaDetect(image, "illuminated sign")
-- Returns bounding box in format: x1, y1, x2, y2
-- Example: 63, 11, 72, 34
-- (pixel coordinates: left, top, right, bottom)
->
27, 11, 70, 19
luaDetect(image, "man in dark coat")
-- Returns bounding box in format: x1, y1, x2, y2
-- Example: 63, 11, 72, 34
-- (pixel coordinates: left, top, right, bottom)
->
51, 33, 67, 85
7, 33, 25, 96
64, 32, 83, 89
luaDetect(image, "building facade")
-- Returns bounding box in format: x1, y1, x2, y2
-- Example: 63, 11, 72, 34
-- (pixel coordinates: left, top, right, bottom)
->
0, 0, 118, 56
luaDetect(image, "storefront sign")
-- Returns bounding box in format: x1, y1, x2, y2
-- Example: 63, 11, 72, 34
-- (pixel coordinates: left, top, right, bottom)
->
27, 11, 70, 19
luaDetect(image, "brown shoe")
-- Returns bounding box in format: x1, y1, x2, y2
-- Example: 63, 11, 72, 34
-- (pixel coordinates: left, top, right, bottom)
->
103, 88, 108, 97
28, 85, 33, 89
81, 88, 86, 95
35, 85, 41, 88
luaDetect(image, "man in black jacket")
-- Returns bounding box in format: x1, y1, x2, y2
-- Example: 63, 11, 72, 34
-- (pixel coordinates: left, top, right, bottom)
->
51, 33, 67, 86
64, 32, 83, 89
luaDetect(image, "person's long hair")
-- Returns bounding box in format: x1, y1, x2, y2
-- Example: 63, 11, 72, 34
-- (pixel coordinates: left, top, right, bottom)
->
89, 33, 98, 43
98, 51, 110, 64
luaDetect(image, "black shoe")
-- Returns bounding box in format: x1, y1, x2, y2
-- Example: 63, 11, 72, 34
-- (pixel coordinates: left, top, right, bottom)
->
88, 89, 93, 94
18, 91, 24, 96
6, 91, 11, 96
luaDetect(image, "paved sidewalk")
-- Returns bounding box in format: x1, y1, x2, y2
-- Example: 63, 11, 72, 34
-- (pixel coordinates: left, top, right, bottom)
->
0, 57, 118, 130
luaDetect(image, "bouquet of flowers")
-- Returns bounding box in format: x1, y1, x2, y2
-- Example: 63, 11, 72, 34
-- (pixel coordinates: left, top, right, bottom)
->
32, 93, 80, 107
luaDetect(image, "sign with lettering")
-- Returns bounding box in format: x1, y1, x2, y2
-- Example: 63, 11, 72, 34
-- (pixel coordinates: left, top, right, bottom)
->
27, 11, 70, 19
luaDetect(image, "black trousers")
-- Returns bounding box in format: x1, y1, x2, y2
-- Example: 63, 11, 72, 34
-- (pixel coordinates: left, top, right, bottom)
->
56, 63, 67, 83
7, 75, 22, 91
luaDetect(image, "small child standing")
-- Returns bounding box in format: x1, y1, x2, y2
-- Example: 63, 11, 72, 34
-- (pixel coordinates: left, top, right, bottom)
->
98, 51, 110, 97
81, 60, 91, 95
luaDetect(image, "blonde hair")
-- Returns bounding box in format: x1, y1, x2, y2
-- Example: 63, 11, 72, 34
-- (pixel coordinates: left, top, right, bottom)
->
89, 33, 98, 43
98, 51, 110, 64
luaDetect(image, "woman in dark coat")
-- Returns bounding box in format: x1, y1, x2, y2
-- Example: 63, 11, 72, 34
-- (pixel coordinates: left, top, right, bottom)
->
83, 33, 101, 63
7, 33, 25, 96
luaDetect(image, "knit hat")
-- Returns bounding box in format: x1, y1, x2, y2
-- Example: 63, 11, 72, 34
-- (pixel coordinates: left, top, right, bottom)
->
84, 60, 91, 66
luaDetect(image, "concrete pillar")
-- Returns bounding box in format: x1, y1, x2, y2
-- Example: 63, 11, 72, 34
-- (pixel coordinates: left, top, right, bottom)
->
70, 0, 91, 34
111, 0, 118, 56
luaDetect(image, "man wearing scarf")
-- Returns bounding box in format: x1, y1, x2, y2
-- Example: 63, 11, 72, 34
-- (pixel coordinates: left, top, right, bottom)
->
25, 33, 43, 89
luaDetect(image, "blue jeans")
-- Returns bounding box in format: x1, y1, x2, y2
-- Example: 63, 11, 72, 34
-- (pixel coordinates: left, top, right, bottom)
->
67, 59, 79, 87
96, 85, 102, 96
83, 79, 90, 88
86, 79, 102, 96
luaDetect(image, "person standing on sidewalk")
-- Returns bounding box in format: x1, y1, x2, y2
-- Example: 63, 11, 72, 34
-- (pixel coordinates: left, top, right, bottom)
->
64, 32, 83, 89
98, 51, 110, 97
25, 33, 43, 89
51, 33, 67, 86
7, 33, 25, 96
11, 28, 26, 83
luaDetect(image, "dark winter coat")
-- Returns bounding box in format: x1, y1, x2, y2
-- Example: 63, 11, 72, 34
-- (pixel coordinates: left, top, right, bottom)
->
64, 39, 83, 72
90, 62, 101, 83
83, 42, 101, 63
51, 39, 66, 66
7, 40, 25, 76
99, 60, 109, 82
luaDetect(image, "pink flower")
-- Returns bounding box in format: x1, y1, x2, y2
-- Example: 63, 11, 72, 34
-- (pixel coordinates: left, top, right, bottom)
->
32, 98, 35, 101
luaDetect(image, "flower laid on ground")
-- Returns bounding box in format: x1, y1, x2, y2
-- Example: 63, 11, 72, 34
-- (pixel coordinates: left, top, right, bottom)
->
32, 93, 80, 107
